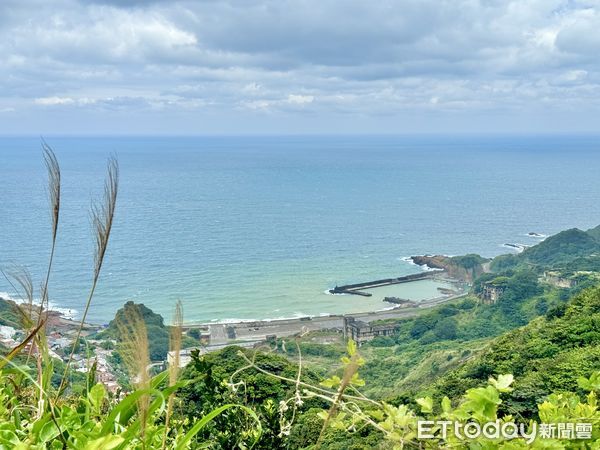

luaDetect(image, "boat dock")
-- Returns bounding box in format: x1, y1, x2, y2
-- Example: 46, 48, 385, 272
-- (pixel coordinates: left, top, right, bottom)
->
329, 271, 437, 296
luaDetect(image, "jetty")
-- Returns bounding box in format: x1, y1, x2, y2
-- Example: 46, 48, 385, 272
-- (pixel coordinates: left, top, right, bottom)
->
329, 271, 436, 296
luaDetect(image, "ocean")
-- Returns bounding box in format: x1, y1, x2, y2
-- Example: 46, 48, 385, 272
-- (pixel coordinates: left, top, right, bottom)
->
1, 135, 599, 324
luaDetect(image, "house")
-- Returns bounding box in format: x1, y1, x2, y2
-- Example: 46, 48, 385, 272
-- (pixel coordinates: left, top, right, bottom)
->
477, 277, 510, 304
479, 283, 506, 304
343, 317, 398, 346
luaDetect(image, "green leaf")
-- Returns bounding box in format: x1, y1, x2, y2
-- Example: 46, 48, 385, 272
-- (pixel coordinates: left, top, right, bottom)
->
416, 396, 433, 413
578, 371, 600, 391
316, 410, 329, 421
84, 435, 125, 450
463, 386, 501, 421
441, 396, 452, 414
88, 383, 106, 413
346, 339, 357, 357
350, 373, 365, 387
32, 415, 59, 444
100, 388, 162, 435
489, 374, 514, 393
320, 375, 341, 389
0, 429, 20, 446
150, 369, 169, 389
174, 404, 262, 450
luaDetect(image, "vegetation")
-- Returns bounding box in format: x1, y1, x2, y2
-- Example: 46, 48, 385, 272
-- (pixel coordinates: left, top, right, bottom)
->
450, 254, 489, 270
520, 228, 600, 267
278, 228, 600, 404
101, 301, 171, 362
177, 345, 326, 449
0, 298, 22, 327
490, 226, 600, 273
431, 285, 600, 417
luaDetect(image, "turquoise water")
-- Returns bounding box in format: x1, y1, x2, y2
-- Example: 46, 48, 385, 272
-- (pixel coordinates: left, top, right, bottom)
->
1, 135, 599, 324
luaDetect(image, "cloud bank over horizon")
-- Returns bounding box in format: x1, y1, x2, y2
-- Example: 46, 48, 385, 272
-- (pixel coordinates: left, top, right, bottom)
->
1, 0, 599, 134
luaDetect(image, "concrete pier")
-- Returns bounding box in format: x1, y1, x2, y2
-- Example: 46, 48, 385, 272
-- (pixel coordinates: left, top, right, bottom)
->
329, 271, 436, 296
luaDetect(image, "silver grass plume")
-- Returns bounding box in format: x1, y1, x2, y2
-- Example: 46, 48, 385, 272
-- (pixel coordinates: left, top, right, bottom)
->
58, 157, 119, 394
33, 143, 61, 329
92, 157, 119, 279
43, 142, 60, 249
116, 307, 151, 441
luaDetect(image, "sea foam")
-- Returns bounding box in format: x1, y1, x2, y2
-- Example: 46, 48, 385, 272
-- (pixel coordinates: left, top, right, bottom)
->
0, 291, 78, 320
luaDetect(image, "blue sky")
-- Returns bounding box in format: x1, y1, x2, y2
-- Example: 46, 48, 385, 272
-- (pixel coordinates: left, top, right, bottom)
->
1, 0, 599, 135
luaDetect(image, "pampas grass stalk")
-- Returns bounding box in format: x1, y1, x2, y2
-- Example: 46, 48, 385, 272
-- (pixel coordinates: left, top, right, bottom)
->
35, 143, 61, 328
34, 145, 61, 423
58, 157, 118, 394
116, 307, 151, 443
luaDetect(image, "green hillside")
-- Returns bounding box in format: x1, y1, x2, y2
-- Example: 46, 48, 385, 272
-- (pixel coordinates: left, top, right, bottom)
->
587, 224, 600, 241
431, 284, 600, 418
520, 228, 600, 267
0, 297, 22, 327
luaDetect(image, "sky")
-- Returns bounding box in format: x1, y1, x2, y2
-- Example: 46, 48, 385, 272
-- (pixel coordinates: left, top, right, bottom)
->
1, 0, 599, 135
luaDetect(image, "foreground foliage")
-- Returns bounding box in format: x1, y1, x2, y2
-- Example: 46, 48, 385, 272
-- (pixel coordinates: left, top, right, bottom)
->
0, 147, 261, 449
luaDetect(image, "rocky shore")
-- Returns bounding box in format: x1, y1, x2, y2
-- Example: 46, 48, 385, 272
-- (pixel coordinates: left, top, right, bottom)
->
410, 254, 489, 282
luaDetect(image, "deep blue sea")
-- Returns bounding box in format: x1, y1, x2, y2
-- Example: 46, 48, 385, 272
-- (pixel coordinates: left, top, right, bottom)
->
1, 135, 599, 324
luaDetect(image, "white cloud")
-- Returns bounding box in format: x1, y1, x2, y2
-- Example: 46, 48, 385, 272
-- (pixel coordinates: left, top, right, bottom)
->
287, 94, 314, 105
0, 0, 599, 133
242, 99, 271, 110
34, 96, 75, 105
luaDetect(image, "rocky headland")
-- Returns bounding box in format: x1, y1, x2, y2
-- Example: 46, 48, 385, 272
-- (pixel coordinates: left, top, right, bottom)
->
410, 254, 490, 282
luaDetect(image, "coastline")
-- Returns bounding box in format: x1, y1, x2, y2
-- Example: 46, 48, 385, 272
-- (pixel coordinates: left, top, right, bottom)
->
193, 290, 468, 347
186, 272, 468, 346
1, 265, 467, 343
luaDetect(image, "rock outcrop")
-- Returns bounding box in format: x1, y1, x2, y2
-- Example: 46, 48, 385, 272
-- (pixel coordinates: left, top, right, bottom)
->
411, 254, 489, 282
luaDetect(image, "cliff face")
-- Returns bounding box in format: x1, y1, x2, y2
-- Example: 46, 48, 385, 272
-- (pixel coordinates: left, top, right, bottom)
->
411, 254, 488, 282
411, 255, 448, 270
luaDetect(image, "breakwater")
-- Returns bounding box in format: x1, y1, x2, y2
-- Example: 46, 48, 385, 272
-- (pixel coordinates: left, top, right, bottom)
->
329, 271, 437, 296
